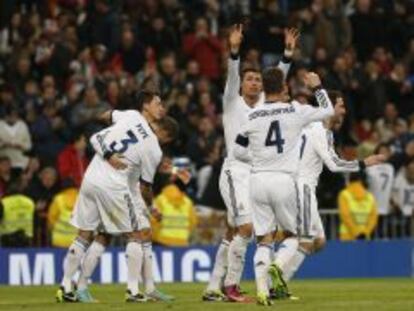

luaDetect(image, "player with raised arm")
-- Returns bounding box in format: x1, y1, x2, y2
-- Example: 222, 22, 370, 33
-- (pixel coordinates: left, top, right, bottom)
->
56, 91, 179, 303
233, 69, 334, 305
202, 25, 298, 303
269, 91, 385, 299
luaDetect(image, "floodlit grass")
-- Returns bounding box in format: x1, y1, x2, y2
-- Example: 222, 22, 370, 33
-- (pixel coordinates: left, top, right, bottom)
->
1, 278, 414, 311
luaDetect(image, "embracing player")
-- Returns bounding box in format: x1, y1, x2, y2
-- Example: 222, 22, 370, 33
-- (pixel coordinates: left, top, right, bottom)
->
203, 25, 298, 302
234, 69, 334, 305
56, 91, 178, 303
269, 91, 385, 299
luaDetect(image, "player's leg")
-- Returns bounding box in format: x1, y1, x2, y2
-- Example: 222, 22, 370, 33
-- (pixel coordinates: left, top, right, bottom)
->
57, 183, 98, 303
268, 174, 300, 299
203, 224, 233, 301
57, 230, 94, 302
250, 173, 276, 306
222, 167, 253, 302
76, 233, 112, 302
282, 185, 326, 282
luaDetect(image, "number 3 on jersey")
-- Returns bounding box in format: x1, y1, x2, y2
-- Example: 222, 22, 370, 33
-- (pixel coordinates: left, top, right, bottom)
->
265, 120, 285, 153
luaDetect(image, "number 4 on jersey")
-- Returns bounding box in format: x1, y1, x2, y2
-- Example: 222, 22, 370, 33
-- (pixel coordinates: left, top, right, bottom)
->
265, 120, 285, 153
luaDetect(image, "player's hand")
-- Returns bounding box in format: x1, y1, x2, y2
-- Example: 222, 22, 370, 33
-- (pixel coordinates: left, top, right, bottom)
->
363, 154, 386, 167
303, 72, 322, 89
150, 206, 162, 222
108, 153, 127, 170
284, 28, 299, 57
229, 24, 243, 54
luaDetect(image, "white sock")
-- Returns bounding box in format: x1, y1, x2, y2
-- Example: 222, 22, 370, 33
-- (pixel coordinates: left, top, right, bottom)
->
274, 237, 299, 272
283, 247, 308, 281
254, 243, 272, 295
224, 235, 249, 287
206, 239, 230, 291
61, 237, 90, 293
142, 242, 155, 294
126, 241, 143, 296
77, 241, 106, 290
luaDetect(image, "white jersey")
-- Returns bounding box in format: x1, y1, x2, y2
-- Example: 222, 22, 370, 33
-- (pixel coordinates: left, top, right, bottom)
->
234, 89, 334, 175
87, 110, 162, 191
222, 57, 291, 166
392, 170, 414, 216
298, 122, 361, 188
366, 163, 394, 215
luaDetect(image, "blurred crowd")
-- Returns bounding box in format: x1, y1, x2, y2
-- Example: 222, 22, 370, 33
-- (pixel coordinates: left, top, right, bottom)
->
1, 0, 414, 247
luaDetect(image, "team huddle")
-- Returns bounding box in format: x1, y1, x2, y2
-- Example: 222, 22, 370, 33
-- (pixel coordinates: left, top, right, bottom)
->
56, 25, 384, 305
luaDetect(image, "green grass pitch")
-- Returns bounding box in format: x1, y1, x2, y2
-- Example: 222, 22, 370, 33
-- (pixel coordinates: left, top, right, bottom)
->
1, 279, 414, 311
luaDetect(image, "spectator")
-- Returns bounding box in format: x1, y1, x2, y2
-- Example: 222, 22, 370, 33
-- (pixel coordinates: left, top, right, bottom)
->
183, 17, 222, 80
392, 158, 414, 238
47, 179, 78, 248
375, 102, 407, 143
0, 180, 35, 247
152, 184, 197, 247
111, 29, 145, 75
25, 166, 59, 246
338, 172, 378, 240
57, 131, 89, 188
0, 105, 32, 174
70, 85, 110, 136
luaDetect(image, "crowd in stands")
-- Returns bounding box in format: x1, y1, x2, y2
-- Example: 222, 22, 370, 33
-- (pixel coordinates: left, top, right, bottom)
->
1, 0, 414, 247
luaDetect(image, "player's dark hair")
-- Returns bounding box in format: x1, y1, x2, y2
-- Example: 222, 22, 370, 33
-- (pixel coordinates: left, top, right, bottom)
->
157, 116, 179, 141
327, 90, 343, 107
262, 67, 284, 94
134, 90, 160, 111
240, 67, 261, 81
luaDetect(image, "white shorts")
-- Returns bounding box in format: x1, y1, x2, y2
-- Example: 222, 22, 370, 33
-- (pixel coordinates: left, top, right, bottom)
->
70, 180, 150, 234
297, 180, 325, 239
219, 162, 251, 227
250, 172, 299, 236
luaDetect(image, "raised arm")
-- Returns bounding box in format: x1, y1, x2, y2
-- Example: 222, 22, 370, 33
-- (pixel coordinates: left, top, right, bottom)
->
299, 72, 335, 124
277, 28, 299, 79
223, 24, 243, 105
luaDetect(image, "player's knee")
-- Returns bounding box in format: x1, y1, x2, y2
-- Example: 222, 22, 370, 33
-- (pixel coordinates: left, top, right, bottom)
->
299, 241, 314, 254
95, 233, 111, 246
238, 223, 253, 238
313, 237, 326, 253
224, 226, 234, 242
256, 233, 273, 245
78, 230, 94, 243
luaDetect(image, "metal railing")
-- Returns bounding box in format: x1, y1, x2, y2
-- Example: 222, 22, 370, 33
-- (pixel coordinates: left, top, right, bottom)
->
319, 209, 414, 240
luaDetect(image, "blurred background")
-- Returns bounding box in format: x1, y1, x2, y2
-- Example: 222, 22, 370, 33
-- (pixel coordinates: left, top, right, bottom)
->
0, 0, 414, 256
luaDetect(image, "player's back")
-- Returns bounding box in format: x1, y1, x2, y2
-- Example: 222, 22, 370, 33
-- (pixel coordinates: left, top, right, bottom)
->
87, 110, 162, 189
247, 102, 310, 175
366, 163, 394, 215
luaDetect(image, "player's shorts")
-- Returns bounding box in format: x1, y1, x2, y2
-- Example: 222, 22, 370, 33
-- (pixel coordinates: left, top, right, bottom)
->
250, 172, 300, 236
70, 180, 150, 234
297, 179, 325, 239
219, 161, 251, 227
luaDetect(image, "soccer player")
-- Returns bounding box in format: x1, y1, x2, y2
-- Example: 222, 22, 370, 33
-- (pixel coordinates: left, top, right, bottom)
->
233, 69, 334, 305
202, 25, 297, 303
56, 91, 178, 303
270, 91, 385, 298
366, 144, 395, 237
392, 158, 414, 237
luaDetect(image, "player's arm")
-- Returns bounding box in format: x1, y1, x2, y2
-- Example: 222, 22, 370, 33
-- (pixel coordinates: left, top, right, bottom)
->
98, 109, 137, 125
223, 24, 243, 106
299, 72, 334, 124
313, 130, 385, 173
233, 122, 252, 163
277, 28, 299, 79
89, 132, 127, 169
